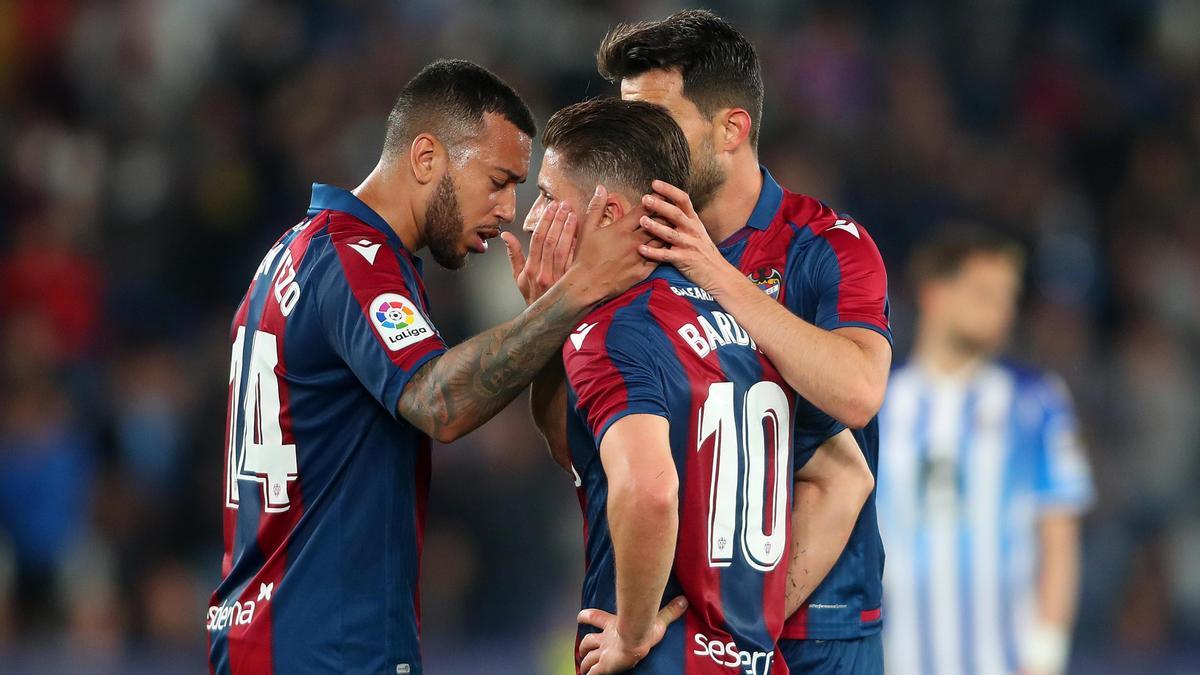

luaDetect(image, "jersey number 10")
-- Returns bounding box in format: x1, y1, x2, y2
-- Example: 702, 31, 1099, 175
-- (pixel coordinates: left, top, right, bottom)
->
225, 326, 299, 513
699, 381, 791, 572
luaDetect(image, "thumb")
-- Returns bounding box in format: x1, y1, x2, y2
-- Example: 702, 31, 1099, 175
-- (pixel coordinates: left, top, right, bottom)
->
579, 185, 609, 233
500, 231, 525, 278
577, 608, 615, 630
655, 596, 688, 627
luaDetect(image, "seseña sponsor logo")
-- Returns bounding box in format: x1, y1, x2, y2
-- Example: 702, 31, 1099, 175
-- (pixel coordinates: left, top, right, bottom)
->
205, 583, 274, 632
370, 293, 434, 351
206, 599, 257, 632
693, 632, 775, 675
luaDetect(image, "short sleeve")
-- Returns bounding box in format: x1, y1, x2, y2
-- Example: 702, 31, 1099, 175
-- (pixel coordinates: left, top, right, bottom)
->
1034, 375, 1094, 512
563, 317, 670, 445
792, 399, 848, 471
808, 218, 893, 343
321, 239, 447, 417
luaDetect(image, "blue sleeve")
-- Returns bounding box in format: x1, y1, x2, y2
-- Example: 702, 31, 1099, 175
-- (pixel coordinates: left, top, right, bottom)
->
1034, 375, 1095, 511
319, 244, 448, 418
564, 317, 670, 446
800, 223, 893, 343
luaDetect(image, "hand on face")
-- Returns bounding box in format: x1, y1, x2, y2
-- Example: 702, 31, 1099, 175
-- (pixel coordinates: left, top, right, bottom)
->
636, 180, 730, 291
569, 185, 660, 305
501, 196, 578, 306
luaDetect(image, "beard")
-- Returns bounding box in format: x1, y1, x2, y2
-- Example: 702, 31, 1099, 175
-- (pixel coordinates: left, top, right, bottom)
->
425, 172, 468, 270
688, 135, 726, 214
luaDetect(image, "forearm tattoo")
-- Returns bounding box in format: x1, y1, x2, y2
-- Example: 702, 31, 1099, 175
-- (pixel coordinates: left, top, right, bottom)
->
398, 286, 585, 440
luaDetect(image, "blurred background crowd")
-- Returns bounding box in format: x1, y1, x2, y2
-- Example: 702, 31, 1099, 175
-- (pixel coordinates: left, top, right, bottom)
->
0, 0, 1198, 672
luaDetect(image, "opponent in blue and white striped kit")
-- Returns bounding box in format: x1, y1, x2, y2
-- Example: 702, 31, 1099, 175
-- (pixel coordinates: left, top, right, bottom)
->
876, 224, 1094, 675
878, 361, 1094, 675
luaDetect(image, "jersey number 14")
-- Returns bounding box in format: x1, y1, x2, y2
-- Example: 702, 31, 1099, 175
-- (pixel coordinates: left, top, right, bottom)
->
699, 381, 791, 571
225, 326, 299, 512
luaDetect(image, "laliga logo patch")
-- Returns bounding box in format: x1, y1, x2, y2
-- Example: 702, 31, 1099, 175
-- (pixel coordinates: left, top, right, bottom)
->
376, 300, 415, 329
748, 268, 782, 299
370, 293, 433, 351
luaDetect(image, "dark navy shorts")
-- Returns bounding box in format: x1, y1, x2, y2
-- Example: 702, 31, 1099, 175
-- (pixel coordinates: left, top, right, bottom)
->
779, 633, 883, 675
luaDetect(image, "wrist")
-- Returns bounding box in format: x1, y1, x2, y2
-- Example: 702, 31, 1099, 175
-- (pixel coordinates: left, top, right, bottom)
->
556, 267, 605, 311
615, 618, 655, 656
706, 260, 749, 300
1022, 620, 1069, 675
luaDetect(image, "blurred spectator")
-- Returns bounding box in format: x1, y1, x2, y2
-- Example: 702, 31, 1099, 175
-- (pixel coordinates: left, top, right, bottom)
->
0, 313, 93, 636
0, 216, 103, 364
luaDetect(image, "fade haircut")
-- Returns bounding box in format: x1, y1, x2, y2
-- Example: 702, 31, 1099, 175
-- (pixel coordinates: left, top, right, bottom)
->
382, 59, 536, 160
541, 98, 690, 201
597, 9, 764, 148
909, 223, 1026, 288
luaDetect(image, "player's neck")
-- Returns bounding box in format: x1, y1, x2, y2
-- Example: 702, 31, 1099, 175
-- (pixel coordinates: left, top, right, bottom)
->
914, 330, 988, 381
352, 163, 424, 253
699, 157, 763, 245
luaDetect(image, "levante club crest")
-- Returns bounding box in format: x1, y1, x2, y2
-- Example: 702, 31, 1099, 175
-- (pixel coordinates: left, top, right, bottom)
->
748, 268, 782, 298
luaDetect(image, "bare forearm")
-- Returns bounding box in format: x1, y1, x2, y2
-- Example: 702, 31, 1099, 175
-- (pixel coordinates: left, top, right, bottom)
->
610, 482, 678, 646
785, 481, 865, 615
785, 430, 874, 616
1038, 514, 1081, 627
708, 268, 886, 428
398, 274, 592, 442
1023, 513, 1081, 674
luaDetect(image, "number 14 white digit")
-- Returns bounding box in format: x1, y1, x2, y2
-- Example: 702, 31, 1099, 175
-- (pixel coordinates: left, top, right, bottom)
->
699, 380, 791, 571
225, 326, 299, 512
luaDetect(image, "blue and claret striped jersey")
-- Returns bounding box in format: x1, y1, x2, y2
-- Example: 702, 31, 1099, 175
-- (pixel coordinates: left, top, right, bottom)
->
878, 361, 1094, 675
564, 266, 797, 675
719, 168, 892, 640
207, 184, 447, 675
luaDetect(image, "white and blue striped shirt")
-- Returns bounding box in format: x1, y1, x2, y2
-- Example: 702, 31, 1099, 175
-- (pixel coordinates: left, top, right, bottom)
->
878, 361, 1094, 675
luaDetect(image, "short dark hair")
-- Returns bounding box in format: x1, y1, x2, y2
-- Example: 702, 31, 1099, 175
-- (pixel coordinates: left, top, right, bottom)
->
597, 9, 764, 148
383, 59, 536, 158
542, 98, 690, 200
909, 224, 1026, 287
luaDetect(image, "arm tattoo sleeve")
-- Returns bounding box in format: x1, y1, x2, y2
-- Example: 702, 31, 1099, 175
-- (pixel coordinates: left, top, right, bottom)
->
397, 283, 588, 442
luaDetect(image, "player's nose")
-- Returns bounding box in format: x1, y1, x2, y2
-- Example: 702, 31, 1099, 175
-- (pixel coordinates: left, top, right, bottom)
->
495, 189, 517, 224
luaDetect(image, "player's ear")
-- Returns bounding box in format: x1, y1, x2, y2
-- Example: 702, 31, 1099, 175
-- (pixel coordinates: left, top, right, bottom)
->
409, 133, 442, 186
601, 195, 625, 227
719, 108, 753, 153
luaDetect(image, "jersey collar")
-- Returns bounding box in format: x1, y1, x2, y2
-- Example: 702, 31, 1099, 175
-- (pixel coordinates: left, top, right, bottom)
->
716, 166, 782, 252
307, 183, 405, 247
746, 166, 783, 231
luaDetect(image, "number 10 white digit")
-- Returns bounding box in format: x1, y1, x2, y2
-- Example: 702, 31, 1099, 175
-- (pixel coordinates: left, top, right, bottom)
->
698, 380, 791, 571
